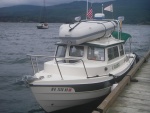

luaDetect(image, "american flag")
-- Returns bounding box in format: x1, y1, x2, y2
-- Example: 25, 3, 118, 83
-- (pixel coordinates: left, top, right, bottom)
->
87, 7, 93, 19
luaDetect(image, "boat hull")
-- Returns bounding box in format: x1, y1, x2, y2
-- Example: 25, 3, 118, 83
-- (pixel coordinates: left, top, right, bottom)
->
30, 85, 111, 112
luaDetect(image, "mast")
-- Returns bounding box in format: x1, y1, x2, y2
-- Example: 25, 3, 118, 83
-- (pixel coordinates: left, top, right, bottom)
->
86, 0, 88, 19
43, 0, 46, 22
102, 4, 103, 14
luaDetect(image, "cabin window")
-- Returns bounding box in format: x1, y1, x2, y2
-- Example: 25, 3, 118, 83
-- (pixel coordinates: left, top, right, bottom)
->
69, 45, 84, 57
56, 45, 67, 57
88, 46, 105, 61
119, 44, 124, 56
108, 46, 119, 60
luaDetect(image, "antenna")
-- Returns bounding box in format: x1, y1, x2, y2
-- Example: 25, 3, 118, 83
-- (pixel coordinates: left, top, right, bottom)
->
102, 4, 103, 14
86, 0, 89, 19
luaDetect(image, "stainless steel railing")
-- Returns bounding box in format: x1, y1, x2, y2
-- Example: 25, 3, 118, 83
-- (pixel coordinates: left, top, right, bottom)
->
27, 54, 88, 80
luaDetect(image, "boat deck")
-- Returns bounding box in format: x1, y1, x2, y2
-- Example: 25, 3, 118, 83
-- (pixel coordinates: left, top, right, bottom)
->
92, 50, 150, 113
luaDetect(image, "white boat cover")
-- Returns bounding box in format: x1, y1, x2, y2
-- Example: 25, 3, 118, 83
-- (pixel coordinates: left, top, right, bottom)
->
59, 20, 116, 45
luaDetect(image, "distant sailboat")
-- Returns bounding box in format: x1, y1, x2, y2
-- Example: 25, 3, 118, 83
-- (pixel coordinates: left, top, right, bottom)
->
37, 0, 49, 29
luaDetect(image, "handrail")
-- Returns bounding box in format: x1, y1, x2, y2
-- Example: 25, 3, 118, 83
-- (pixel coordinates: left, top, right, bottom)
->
59, 58, 89, 78
27, 54, 63, 80
54, 57, 63, 80
27, 54, 89, 79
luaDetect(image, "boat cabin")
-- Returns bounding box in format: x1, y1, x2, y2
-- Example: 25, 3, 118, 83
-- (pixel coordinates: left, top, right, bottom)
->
40, 36, 127, 79
33, 19, 134, 80
55, 36, 125, 63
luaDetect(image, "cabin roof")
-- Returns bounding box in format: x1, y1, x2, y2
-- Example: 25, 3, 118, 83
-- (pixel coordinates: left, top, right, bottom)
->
83, 36, 124, 47
56, 36, 124, 47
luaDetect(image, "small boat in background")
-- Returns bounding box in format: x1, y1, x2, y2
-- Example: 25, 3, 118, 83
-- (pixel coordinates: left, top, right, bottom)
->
37, 0, 49, 29
37, 22, 49, 29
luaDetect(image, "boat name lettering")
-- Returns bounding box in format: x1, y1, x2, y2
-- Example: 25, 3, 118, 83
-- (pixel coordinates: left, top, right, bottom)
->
50, 87, 75, 92
112, 63, 120, 70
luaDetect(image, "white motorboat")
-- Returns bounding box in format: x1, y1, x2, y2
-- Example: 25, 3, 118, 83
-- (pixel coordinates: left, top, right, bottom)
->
26, 13, 138, 112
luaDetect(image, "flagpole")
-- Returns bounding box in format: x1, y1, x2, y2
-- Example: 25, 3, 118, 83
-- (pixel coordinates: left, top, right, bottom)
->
112, 12, 114, 19
112, 4, 114, 19
102, 4, 103, 14
86, 0, 88, 20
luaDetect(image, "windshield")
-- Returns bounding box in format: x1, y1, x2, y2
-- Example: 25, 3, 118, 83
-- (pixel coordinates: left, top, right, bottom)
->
88, 46, 105, 61
56, 45, 67, 57
69, 45, 84, 57
108, 46, 119, 60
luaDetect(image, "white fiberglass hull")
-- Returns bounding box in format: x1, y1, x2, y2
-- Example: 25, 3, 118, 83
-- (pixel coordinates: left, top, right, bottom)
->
30, 86, 111, 112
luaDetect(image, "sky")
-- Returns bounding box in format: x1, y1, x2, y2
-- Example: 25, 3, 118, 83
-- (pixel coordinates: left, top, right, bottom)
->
0, 0, 113, 8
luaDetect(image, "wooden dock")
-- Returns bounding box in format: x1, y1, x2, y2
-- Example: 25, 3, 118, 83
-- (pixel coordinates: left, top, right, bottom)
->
92, 50, 150, 113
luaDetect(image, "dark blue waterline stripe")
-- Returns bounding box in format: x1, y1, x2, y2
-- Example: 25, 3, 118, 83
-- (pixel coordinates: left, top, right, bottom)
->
30, 79, 114, 92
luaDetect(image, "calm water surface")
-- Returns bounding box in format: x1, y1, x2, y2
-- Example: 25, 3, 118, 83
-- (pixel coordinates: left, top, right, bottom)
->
0, 23, 150, 113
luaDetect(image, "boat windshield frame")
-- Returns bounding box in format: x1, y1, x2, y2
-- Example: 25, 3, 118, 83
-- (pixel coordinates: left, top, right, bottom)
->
87, 46, 105, 61
56, 45, 67, 57
69, 45, 84, 57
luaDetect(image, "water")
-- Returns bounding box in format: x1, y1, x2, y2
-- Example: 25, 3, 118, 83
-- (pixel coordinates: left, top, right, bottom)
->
0, 23, 150, 113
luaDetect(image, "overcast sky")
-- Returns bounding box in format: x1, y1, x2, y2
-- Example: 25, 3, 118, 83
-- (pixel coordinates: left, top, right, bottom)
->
0, 0, 113, 8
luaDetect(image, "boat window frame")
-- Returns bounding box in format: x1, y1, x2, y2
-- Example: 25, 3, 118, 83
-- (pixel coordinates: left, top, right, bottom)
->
55, 45, 67, 57
87, 46, 105, 61
108, 45, 119, 61
119, 44, 124, 56
69, 45, 84, 57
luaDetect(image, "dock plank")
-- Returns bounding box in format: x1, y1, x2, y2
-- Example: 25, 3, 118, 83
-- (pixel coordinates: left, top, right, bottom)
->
123, 84, 150, 94
112, 97, 150, 111
119, 92, 150, 101
122, 88, 150, 96
117, 96, 150, 105
135, 74, 150, 78
107, 106, 150, 113
137, 69, 150, 74
134, 77, 150, 83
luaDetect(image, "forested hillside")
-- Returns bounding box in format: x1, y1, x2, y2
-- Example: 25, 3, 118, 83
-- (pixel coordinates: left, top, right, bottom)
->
0, 0, 149, 24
